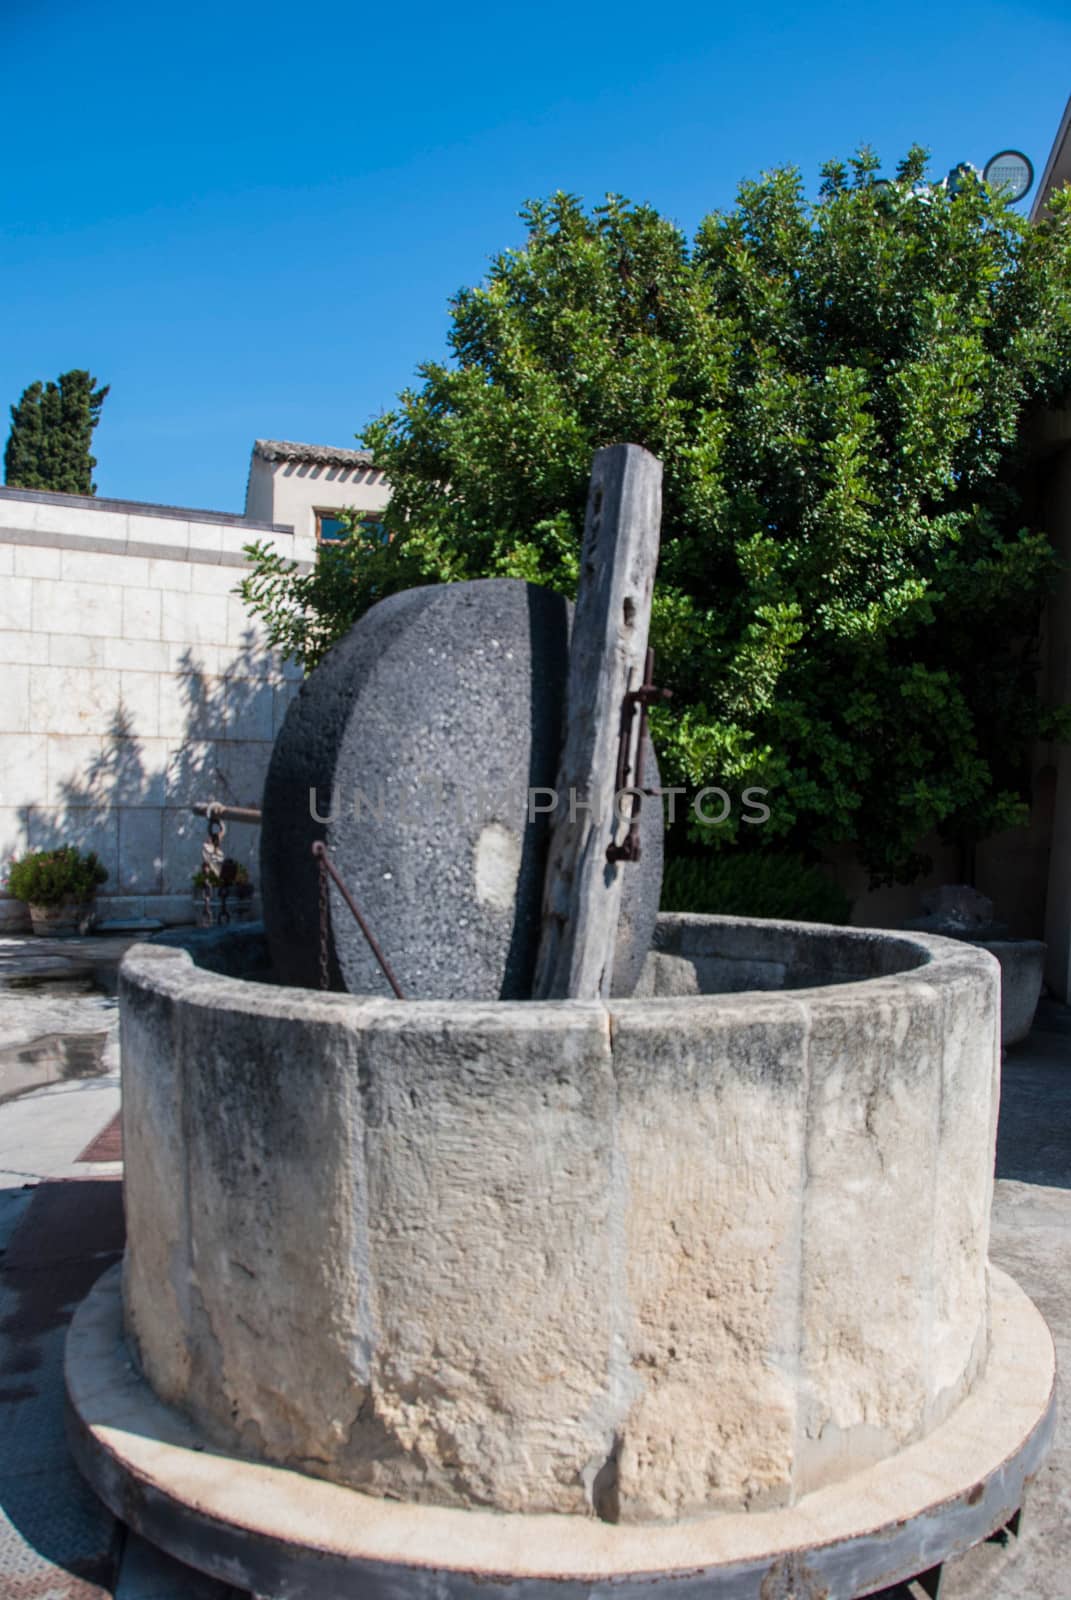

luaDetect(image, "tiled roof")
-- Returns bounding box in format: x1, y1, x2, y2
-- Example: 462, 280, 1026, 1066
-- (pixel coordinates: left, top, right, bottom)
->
253, 438, 376, 469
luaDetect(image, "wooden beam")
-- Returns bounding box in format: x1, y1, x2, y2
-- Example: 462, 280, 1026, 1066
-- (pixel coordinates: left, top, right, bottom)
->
532, 443, 663, 1000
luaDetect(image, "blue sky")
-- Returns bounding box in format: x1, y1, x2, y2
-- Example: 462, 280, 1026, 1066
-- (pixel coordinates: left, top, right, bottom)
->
4, 0, 1070, 513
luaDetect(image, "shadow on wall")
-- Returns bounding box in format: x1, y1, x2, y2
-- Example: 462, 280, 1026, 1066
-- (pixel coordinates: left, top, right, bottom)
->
9, 632, 291, 922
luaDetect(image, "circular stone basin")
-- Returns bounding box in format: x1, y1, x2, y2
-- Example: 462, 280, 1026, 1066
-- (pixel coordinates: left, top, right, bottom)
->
119, 914, 1000, 1525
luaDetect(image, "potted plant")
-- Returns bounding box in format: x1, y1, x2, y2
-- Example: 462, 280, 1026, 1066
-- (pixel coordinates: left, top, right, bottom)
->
4, 845, 109, 935
191, 858, 255, 926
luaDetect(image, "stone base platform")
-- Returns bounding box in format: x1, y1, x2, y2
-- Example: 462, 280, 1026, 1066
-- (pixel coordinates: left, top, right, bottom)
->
66, 1263, 1055, 1600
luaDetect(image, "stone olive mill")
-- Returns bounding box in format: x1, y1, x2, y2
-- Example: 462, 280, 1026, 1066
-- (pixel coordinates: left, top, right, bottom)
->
65, 447, 1055, 1599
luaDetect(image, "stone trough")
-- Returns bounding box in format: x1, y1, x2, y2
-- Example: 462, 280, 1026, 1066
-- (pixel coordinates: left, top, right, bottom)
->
65, 912, 1056, 1598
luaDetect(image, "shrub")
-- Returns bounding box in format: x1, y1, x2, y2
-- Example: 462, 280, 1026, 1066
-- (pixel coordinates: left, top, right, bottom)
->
661, 852, 851, 925
5, 846, 108, 907
240, 155, 1071, 886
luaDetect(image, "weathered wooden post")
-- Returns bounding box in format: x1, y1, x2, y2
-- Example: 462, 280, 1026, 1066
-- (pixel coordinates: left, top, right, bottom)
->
532, 442, 663, 1000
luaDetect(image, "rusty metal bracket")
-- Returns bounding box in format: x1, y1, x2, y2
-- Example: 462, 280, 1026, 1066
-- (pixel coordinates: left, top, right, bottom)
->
312, 841, 406, 1000
192, 802, 263, 825
606, 647, 671, 864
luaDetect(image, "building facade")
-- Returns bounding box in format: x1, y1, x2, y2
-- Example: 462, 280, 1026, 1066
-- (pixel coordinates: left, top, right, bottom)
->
0, 439, 386, 930
244, 438, 390, 544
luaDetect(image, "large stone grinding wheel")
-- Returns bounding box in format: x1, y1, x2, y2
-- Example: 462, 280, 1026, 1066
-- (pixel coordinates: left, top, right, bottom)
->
260, 578, 663, 999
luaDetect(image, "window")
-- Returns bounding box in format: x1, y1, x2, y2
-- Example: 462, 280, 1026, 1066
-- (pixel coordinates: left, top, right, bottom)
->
315, 511, 350, 543
315, 509, 390, 545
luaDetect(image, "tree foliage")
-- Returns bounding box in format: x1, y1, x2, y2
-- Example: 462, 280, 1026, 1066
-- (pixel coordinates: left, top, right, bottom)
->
240, 150, 1071, 883
4, 369, 109, 495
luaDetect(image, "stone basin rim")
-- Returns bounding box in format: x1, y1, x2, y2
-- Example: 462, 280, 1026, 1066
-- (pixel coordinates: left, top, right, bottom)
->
127, 913, 998, 1020
116, 909, 1006, 1525
67, 1263, 1054, 1593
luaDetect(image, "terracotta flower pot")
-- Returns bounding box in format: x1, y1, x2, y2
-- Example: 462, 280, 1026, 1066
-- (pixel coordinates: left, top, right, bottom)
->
28, 900, 92, 936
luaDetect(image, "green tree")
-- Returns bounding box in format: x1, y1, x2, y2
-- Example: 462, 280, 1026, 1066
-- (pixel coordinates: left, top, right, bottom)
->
240, 150, 1071, 884
4, 369, 109, 495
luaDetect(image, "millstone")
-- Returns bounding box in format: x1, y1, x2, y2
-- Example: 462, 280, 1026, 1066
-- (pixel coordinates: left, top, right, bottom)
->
260, 577, 662, 999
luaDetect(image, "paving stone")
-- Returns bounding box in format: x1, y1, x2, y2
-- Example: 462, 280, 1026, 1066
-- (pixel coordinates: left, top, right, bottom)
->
0, 1465, 119, 1597
0, 1180, 124, 1598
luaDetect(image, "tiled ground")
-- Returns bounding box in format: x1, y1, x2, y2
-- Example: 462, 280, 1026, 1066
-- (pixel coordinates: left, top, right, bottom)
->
0, 935, 1067, 1598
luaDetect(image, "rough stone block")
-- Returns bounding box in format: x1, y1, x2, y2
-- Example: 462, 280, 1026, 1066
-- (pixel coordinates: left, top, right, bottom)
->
0, 804, 27, 859
117, 806, 163, 894
32, 498, 128, 543
158, 672, 227, 740
220, 523, 261, 561
0, 575, 33, 632
119, 671, 160, 737
151, 892, 201, 924
352, 1001, 617, 1511
159, 805, 211, 895
14, 544, 61, 579
161, 591, 228, 648
226, 596, 259, 649
148, 556, 191, 591
95, 736, 166, 808
34, 575, 120, 639
166, 641, 219, 676
794, 980, 945, 1494
608, 995, 809, 1518
191, 564, 242, 597
929, 954, 1000, 1405
121, 949, 195, 1405
122, 586, 162, 641
48, 632, 109, 669
221, 678, 274, 742
187, 521, 224, 561
45, 734, 104, 804
30, 665, 121, 737
126, 513, 190, 553
62, 546, 149, 587
0, 629, 49, 666
0, 665, 31, 733
162, 739, 214, 802
104, 636, 170, 674
0, 733, 48, 810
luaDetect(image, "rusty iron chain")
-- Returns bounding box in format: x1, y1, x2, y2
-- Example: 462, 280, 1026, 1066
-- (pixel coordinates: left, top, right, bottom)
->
201, 809, 226, 927
318, 845, 331, 992
606, 647, 672, 865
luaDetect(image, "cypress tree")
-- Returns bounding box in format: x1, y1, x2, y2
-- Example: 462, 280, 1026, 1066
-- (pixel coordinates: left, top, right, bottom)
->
4, 370, 109, 495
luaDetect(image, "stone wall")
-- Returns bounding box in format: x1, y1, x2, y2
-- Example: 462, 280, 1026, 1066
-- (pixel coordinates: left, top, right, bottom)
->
0, 485, 312, 928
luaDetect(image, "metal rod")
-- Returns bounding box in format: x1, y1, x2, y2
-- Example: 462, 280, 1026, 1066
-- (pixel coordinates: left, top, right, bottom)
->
311, 841, 406, 1000
192, 802, 263, 825
606, 648, 670, 864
